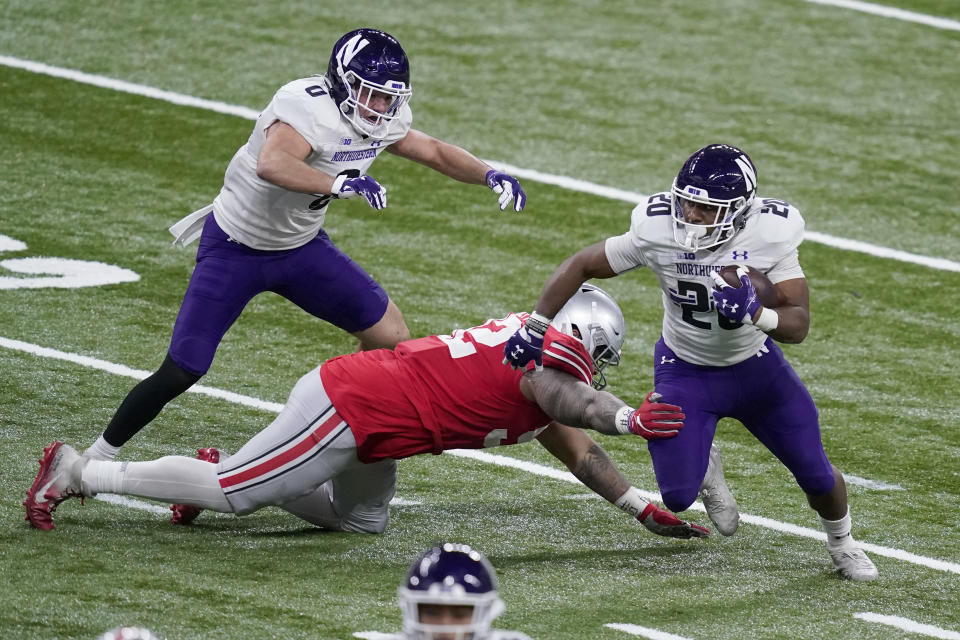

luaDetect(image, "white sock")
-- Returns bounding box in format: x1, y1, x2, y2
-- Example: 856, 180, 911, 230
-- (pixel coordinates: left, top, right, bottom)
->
820, 509, 854, 550
84, 436, 120, 461
82, 456, 233, 512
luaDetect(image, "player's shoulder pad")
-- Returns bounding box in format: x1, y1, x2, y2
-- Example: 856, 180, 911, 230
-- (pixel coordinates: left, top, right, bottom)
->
628, 190, 675, 243
745, 196, 805, 249
272, 77, 342, 130
539, 327, 593, 385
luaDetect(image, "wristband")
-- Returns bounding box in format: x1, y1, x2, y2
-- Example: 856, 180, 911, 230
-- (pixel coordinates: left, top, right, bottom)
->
614, 405, 633, 435
526, 311, 552, 336
614, 486, 647, 519
754, 307, 779, 332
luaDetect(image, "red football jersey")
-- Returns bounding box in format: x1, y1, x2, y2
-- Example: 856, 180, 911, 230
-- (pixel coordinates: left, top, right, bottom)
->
319, 313, 594, 462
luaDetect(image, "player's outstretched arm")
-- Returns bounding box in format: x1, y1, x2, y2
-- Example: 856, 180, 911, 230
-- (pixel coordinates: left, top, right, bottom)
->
387, 128, 526, 211
536, 424, 709, 539
520, 368, 684, 439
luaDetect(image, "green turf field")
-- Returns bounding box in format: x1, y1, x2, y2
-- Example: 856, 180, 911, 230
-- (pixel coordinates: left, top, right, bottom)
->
1, 1, 959, 638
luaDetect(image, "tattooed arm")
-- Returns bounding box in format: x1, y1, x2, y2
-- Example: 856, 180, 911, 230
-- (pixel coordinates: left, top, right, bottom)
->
518, 367, 627, 436
536, 423, 630, 502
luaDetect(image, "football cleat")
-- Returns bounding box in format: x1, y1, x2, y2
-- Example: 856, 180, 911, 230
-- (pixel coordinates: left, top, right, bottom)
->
170, 447, 220, 525
829, 546, 878, 581
699, 444, 740, 536
24, 441, 87, 531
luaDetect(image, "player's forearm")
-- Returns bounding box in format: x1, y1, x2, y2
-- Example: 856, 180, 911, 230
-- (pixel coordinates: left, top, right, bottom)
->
568, 443, 632, 503
763, 304, 809, 344
530, 369, 626, 436
256, 152, 336, 195
425, 142, 489, 184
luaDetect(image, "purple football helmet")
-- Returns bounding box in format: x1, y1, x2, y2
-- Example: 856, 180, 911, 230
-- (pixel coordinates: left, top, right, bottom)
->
325, 28, 412, 139
398, 543, 505, 640
671, 143, 757, 251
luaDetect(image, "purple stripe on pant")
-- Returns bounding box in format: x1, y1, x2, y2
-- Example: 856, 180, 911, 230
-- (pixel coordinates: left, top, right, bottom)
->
649, 336, 835, 513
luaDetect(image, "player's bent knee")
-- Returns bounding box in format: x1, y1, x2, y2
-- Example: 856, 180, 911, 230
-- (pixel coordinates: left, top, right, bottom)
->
797, 471, 837, 497
661, 488, 699, 514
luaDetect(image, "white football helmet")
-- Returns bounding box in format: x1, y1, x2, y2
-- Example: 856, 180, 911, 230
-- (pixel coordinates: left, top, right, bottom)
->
552, 283, 625, 389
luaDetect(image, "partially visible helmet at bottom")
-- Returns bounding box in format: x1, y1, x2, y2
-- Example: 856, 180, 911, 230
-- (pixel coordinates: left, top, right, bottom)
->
399, 542, 505, 640
97, 628, 163, 640
552, 283, 625, 390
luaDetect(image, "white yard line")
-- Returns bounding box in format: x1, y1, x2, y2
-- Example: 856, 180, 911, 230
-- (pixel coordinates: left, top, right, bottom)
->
854, 613, 960, 639
1, 52, 959, 274
804, 0, 960, 31
605, 623, 695, 640
5, 335, 959, 576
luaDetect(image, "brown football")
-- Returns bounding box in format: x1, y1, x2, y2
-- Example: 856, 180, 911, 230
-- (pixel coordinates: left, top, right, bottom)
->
716, 265, 786, 308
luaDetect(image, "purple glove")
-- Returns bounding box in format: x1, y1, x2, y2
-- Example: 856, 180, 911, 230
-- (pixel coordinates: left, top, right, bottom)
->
485, 169, 526, 212
711, 266, 761, 324
502, 313, 550, 370
333, 174, 387, 210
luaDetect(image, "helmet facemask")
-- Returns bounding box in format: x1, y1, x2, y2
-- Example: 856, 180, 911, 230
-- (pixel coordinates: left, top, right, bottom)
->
671, 180, 752, 251
398, 592, 504, 640
339, 71, 411, 139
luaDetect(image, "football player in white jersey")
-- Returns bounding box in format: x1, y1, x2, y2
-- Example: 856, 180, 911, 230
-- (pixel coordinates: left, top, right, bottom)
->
502, 143, 878, 581
83, 28, 528, 473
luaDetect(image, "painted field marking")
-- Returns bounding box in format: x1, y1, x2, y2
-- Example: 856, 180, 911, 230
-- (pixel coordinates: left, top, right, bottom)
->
4, 335, 959, 576
1, 54, 959, 273
804, 0, 960, 31
854, 613, 960, 639
605, 623, 695, 640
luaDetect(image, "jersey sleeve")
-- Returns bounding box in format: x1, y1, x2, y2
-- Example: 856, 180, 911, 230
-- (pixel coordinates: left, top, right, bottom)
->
603, 194, 675, 274
753, 201, 806, 284
261, 79, 340, 152
539, 328, 593, 385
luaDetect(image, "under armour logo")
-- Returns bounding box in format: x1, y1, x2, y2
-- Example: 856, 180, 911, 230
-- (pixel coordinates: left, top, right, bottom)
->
731, 250, 749, 260
660, 356, 676, 365
511, 345, 525, 358
719, 299, 739, 313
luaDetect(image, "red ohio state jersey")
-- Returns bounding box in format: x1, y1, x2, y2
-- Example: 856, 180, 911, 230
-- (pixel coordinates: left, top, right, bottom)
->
319, 313, 593, 462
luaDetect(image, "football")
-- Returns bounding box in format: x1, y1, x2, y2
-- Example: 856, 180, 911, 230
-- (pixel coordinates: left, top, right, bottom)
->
716, 265, 785, 308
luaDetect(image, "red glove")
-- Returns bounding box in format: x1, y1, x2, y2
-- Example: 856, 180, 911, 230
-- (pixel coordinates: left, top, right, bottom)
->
637, 502, 710, 538
629, 391, 684, 440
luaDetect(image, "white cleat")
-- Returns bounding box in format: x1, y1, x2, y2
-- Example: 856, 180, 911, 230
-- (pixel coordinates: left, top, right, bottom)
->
699, 444, 739, 536
829, 547, 878, 581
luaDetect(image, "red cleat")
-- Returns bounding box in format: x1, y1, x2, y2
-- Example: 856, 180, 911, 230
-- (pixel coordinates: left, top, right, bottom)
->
24, 441, 86, 531
170, 447, 220, 525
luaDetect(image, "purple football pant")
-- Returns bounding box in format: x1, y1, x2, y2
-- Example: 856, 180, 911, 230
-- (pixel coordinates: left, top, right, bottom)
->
169, 214, 388, 376
649, 336, 835, 513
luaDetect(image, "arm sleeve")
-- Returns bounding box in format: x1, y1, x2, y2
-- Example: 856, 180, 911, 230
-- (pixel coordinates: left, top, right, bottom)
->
604, 201, 651, 275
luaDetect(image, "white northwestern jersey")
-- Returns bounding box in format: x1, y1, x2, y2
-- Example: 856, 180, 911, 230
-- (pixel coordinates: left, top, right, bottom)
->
604, 192, 805, 366
213, 75, 413, 250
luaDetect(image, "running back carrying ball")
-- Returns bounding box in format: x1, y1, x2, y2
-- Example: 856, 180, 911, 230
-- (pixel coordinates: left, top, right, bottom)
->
716, 265, 785, 309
